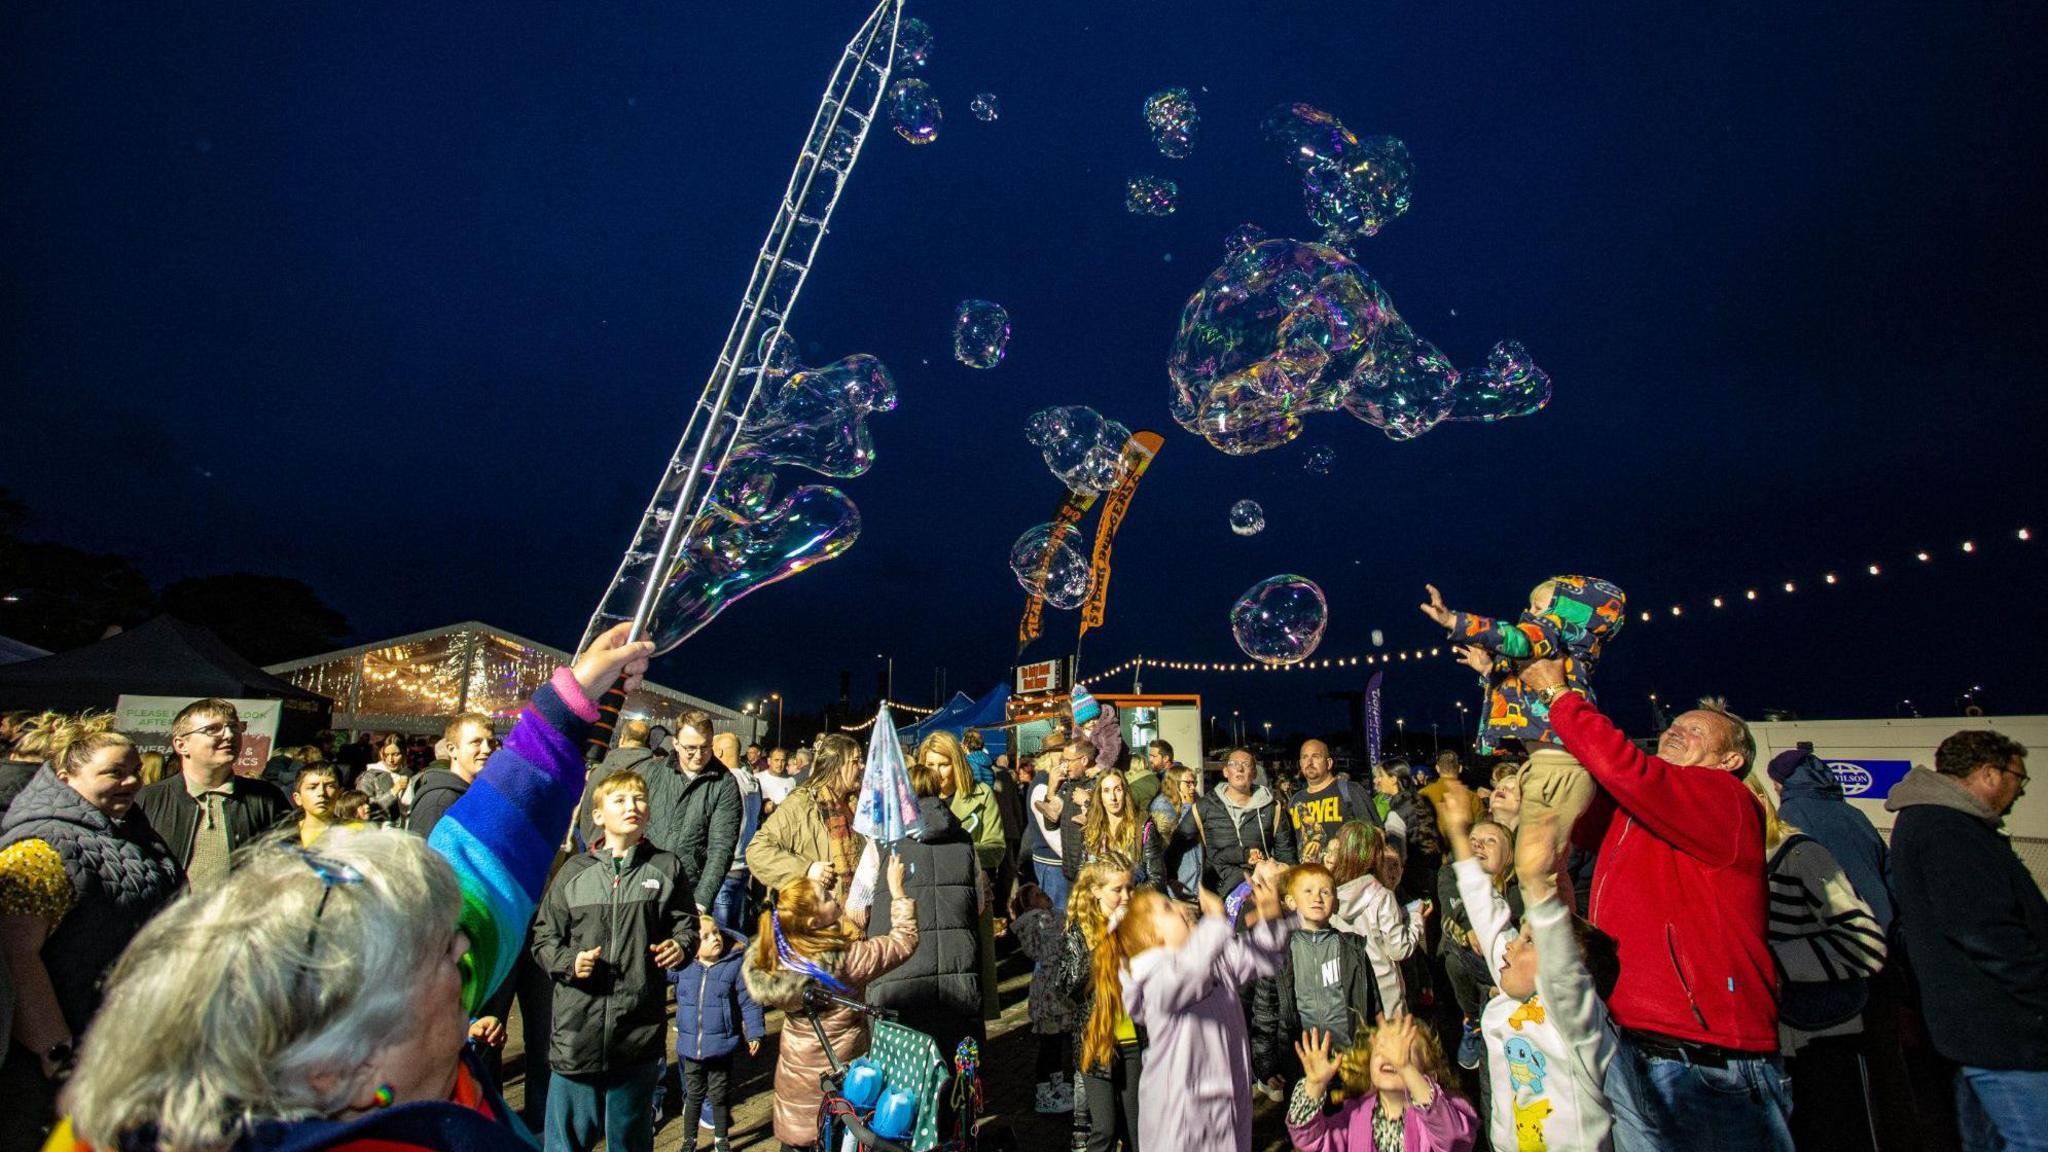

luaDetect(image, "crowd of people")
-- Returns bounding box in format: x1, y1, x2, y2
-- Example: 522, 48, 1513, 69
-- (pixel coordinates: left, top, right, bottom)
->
0, 600, 2041, 1152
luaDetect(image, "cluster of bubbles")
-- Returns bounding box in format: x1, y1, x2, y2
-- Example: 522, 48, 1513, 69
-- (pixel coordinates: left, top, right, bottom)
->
1027, 405, 1131, 494
892, 17, 933, 72
1008, 521, 1093, 609
1125, 174, 1179, 217
1262, 104, 1413, 242
970, 92, 999, 122
1167, 230, 1551, 456
641, 332, 897, 653
1144, 88, 1199, 158
1230, 574, 1328, 665
889, 79, 941, 146
1228, 499, 1266, 536
953, 299, 1011, 369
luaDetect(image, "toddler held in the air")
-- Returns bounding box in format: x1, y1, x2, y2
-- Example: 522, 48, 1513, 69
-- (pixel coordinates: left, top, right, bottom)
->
1421, 575, 1624, 833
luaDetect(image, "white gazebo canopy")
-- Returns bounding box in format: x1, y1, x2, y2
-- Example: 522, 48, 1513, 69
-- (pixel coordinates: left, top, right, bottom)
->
265, 621, 758, 741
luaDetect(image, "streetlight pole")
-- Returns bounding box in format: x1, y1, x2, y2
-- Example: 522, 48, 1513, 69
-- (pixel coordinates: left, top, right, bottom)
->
1232, 709, 1242, 746
771, 692, 784, 750
1262, 720, 1272, 746
875, 653, 893, 702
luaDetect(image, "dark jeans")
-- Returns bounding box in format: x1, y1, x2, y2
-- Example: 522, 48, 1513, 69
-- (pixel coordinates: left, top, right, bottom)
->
477, 949, 553, 1130
1036, 1032, 1069, 1082
682, 1053, 734, 1145
1078, 1043, 1142, 1152
1608, 1031, 1794, 1152
543, 1061, 659, 1152
712, 872, 749, 936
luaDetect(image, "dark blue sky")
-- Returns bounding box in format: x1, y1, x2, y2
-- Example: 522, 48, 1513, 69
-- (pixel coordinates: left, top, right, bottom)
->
6, 1, 2044, 739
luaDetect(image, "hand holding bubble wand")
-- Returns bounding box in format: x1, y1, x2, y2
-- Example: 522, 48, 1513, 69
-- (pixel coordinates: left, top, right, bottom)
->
576, 0, 908, 748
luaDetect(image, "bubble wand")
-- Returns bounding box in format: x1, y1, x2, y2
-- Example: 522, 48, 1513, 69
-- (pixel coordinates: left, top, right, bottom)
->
577, 0, 906, 748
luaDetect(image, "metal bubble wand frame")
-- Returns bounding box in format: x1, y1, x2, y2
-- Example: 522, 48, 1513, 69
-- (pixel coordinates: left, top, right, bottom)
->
578, 0, 906, 738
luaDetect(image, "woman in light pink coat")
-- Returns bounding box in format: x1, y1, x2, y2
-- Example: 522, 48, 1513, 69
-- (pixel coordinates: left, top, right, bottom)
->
1118, 869, 1290, 1152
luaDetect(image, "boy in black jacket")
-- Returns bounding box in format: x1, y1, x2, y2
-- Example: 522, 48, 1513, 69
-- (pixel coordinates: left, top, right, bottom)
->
1252, 862, 1381, 1098
531, 770, 698, 1152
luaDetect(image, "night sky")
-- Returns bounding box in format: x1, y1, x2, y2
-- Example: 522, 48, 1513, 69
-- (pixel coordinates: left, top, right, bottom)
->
6, 1, 2045, 742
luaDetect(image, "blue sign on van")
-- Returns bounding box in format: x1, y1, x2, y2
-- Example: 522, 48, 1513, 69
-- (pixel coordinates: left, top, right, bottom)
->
1825, 759, 1913, 799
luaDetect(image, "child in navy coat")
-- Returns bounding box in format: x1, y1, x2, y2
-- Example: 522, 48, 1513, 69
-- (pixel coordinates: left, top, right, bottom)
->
670, 914, 765, 1152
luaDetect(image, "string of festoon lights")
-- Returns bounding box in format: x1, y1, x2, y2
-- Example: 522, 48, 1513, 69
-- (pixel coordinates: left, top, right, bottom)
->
1080, 524, 2034, 686
838, 699, 942, 733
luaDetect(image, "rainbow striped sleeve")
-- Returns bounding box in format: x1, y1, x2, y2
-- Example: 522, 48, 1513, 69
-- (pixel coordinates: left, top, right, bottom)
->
429, 670, 596, 1014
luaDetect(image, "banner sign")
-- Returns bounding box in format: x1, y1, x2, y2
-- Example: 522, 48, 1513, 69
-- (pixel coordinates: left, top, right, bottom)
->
115, 695, 284, 778
1014, 659, 1070, 697
1825, 758, 1914, 800
1079, 431, 1165, 639
1364, 671, 1384, 769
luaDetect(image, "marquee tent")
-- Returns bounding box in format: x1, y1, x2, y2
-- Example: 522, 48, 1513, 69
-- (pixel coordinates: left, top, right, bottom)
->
265, 621, 758, 739
0, 616, 333, 741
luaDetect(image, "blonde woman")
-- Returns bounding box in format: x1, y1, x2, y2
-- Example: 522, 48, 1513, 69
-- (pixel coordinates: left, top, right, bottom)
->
1149, 764, 1205, 899
0, 726, 180, 1144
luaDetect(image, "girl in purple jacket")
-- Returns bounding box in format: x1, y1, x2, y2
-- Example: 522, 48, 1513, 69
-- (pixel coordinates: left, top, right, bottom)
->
1117, 863, 1290, 1152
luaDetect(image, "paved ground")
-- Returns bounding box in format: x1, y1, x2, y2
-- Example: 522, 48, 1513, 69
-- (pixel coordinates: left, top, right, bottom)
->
500, 945, 1306, 1151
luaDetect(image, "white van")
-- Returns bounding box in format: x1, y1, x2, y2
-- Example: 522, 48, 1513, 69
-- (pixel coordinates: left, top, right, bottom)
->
1747, 714, 2048, 894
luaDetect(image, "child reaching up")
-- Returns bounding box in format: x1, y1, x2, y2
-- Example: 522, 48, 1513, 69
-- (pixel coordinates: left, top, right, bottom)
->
1442, 780, 1617, 1152
1420, 575, 1625, 832
1007, 883, 1076, 1114
1120, 861, 1292, 1152
1286, 1018, 1478, 1152
1254, 863, 1382, 1087
742, 857, 917, 1150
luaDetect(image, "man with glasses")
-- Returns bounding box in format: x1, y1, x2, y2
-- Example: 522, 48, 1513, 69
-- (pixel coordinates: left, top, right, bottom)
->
642, 710, 741, 920
1889, 731, 2046, 1151
136, 698, 290, 892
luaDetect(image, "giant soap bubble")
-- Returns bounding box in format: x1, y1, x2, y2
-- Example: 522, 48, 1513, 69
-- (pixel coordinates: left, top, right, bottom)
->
1027, 405, 1130, 494
1168, 233, 1549, 455
1448, 340, 1552, 422
1229, 499, 1265, 536
1009, 521, 1093, 609
731, 335, 898, 477
1125, 174, 1179, 217
641, 468, 864, 653
1231, 575, 1328, 665
1144, 88, 1199, 158
889, 79, 941, 145
1263, 104, 1412, 241
953, 299, 1011, 369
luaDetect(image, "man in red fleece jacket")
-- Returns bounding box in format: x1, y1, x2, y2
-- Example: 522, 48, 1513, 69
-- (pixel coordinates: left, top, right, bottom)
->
1520, 658, 1790, 1152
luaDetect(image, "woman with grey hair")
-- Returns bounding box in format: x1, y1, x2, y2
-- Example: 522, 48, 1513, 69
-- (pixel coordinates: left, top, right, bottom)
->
57, 624, 655, 1152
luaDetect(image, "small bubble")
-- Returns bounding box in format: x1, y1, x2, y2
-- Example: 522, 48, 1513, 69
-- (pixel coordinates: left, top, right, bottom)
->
1231, 575, 1328, 665
970, 92, 1000, 122
1229, 499, 1266, 536
952, 299, 1011, 369
1144, 88, 1199, 159
888, 79, 942, 146
893, 18, 933, 71
1009, 522, 1093, 609
1125, 174, 1178, 217
1304, 445, 1335, 474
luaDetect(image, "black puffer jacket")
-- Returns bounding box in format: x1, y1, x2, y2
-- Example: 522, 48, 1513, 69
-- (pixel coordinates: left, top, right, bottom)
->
530, 841, 699, 1075
405, 769, 471, 837
1196, 785, 1297, 893
0, 768, 181, 1031
865, 796, 983, 1055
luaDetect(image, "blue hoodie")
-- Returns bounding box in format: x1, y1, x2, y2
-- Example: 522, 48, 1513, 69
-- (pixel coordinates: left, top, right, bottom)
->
1769, 751, 1894, 932
669, 927, 766, 1060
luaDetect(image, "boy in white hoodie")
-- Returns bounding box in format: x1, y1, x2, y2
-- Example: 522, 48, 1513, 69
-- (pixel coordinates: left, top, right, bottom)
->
1442, 781, 1617, 1152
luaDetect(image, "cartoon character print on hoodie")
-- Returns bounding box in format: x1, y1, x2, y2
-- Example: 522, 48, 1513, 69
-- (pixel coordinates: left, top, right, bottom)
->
1449, 574, 1625, 755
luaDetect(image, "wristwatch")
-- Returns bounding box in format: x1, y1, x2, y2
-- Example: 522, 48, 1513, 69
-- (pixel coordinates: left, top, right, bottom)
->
1537, 684, 1580, 708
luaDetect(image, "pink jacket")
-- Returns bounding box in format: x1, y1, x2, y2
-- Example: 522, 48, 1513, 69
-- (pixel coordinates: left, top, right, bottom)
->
1287, 1082, 1479, 1152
